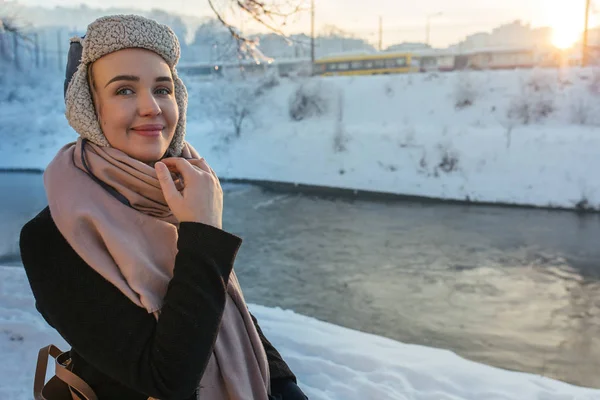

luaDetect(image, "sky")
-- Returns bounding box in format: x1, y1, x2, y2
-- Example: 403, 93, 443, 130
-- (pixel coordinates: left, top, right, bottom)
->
4, 0, 596, 48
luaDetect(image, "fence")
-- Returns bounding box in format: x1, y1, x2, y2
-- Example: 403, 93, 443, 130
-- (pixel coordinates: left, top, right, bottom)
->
0, 28, 71, 73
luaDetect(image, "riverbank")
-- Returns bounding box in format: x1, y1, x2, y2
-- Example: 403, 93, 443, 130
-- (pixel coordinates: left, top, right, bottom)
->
2, 265, 599, 399
4, 167, 594, 214
2, 68, 600, 212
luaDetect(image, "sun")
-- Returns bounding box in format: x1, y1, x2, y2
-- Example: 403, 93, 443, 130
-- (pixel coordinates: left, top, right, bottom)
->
546, 0, 585, 49
552, 25, 581, 49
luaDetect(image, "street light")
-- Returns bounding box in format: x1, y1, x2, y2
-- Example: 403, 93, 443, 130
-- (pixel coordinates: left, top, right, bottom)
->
311, 0, 315, 64
426, 12, 443, 46
583, 0, 591, 66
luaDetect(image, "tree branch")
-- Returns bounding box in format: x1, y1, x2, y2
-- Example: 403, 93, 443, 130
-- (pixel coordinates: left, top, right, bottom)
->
208, 0, 307, 59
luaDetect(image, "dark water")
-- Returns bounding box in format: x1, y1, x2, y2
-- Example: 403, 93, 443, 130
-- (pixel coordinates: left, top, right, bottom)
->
0, 171, 48, 265
3, 172, 600, 388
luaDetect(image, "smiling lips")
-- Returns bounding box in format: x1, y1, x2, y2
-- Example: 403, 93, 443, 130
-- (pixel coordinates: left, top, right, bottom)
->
130, 124, 164, 137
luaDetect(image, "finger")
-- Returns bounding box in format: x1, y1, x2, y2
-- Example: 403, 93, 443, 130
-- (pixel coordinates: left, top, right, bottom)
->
188, 158, 211, 175
161, 158, 202, 182
161, 168, 184, 191
207, 165, 221, 188
155, 162, 181, 202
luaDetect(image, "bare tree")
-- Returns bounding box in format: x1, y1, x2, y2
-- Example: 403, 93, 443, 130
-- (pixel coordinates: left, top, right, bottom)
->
207, 0, 307, 59
0, 5, 29, 38
0, 15, 28, 64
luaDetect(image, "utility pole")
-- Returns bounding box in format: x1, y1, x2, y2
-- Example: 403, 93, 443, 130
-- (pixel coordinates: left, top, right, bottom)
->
34, 32, 40, 68
57, 29, 62, 72
310, 0, 315, 64
378, 16, 383, 51
13, 32, 20, 70
583, 0, 591, 66
426, 18, 430, 45
426, 12, 443, 46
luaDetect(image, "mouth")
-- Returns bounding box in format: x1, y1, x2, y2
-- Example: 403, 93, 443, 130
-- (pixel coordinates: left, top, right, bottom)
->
130, 124, 164, 137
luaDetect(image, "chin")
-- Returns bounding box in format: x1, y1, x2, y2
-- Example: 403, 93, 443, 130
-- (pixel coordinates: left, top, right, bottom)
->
129, 146, 169, 164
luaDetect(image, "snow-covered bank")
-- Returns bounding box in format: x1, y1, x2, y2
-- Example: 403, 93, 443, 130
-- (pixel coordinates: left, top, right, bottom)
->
184, 68, 600, 211
2, 68, 600, 210
1, 266, 599, 400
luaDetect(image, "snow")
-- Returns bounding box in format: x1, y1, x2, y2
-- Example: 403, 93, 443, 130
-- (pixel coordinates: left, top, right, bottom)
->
187, 68, 600, 211
2, 67, 600, 210
1, 266, 599, 400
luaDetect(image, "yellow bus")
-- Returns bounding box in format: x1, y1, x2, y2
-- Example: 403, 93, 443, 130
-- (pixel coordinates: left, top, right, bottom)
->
314, 52, 419, 76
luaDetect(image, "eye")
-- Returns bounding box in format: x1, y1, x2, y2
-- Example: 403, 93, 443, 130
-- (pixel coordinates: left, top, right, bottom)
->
155, 87, 172, 95
116, 88, 134, 95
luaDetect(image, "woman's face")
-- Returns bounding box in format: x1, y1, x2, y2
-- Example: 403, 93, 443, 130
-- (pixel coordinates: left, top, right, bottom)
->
89, 48, 178, 164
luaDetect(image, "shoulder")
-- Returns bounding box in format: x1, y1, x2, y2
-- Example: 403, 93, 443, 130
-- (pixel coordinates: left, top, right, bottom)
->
20, 206, 53, 240
20, 206, 59, 251
19, 206, 72, 277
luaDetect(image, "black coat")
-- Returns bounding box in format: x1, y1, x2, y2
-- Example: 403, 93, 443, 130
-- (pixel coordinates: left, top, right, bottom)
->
20, 207, 307, 400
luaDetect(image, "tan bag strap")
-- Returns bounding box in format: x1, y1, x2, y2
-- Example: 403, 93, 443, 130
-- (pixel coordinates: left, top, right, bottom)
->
35, 344, 157, 400
34, 345, 53, 400
34, 345, 98, 400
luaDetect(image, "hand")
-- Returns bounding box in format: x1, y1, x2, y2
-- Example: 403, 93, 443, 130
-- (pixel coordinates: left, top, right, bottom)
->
155, 157, 223, 229
270, 378, 308, 400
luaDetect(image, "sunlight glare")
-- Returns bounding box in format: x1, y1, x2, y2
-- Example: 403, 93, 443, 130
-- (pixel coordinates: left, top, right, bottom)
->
547, 0, 584, 49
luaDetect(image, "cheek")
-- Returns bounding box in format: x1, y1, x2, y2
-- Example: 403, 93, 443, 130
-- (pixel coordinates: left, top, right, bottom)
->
96, 99, 135, 144
163, 100, 179, 131
101, 101, 135, 129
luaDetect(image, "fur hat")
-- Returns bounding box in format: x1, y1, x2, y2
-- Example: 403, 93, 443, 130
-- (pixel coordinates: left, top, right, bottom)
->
64, 14, 188, 157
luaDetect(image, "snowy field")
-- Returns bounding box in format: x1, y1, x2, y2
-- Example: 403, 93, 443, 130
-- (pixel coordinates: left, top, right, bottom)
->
1, 266, 600, 400
2, 67, 600, 210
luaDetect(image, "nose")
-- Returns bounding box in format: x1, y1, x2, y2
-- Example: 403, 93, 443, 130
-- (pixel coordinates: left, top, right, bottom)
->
138, 90, 161, 117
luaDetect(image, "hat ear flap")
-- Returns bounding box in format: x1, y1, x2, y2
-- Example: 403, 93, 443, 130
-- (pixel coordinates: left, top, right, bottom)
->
166, 70, 188, 157
64, 37, 84, 101
65, 62, 110, 148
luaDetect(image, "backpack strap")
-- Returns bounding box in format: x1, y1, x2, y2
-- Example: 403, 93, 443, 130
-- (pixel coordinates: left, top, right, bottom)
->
35, 345, 98, 400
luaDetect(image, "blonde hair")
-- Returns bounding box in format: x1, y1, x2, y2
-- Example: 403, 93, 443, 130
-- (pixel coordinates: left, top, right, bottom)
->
86, 62, 101, 125
87, 63, 96, 92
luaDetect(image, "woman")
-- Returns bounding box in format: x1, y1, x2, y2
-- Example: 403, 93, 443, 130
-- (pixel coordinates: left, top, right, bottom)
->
20, 14, 307, 400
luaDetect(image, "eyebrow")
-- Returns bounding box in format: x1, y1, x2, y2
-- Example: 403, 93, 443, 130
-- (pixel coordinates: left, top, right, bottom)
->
104, 75, 173, 88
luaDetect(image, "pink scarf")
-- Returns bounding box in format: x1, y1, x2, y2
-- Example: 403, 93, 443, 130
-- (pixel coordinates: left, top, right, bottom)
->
44, 138, 270, 399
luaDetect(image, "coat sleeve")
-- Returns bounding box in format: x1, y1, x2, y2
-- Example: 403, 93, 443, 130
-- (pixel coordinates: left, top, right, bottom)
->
20, 215, 241, 400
